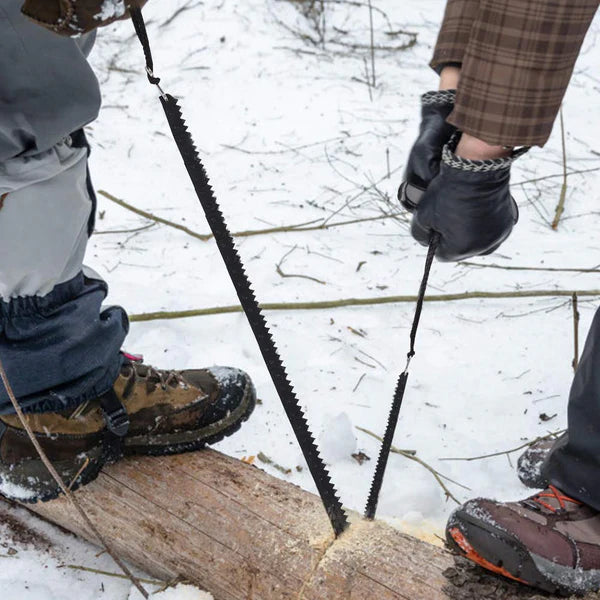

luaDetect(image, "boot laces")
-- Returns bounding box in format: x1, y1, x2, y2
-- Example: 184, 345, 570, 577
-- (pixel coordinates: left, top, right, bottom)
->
124, 361, 187, 397
526, 485, 582, 514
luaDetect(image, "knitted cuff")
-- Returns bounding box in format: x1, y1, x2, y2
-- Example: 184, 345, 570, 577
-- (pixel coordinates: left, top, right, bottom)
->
442, 133, 528, 173
421, 89, 456, 107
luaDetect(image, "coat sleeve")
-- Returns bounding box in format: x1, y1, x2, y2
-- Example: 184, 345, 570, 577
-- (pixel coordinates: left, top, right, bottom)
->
21, 0, 148, 37
445, 0, 598, 147
430, 0, 481, 73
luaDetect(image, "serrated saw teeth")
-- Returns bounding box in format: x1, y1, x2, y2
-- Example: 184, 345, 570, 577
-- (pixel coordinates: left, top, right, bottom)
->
160, 94, 350, 536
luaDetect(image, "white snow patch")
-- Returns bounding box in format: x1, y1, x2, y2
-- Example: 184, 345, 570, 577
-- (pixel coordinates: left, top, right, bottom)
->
318, 413, 357, 463
95, 0, 127, 21
207, 366, 243, 389
0, 477, 38, 501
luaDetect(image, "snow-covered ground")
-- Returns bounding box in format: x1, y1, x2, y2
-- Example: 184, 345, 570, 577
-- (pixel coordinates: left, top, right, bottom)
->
4, 0, 600, 596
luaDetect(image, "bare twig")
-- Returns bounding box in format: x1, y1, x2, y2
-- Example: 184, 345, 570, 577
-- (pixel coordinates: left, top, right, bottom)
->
551, 108, 569, 230
129, 288, 600, 323
573, 292, 580, 372
385, 148, 390, 179
439, 429, 566, 462
367, 0, 376, 89
94, 223, 157, 236
162, 0, 204, 27
356, 427, 468, 504
459, 261, 600, 274
98, 190, 212, 241
98, 189, 404, 240
64, 564, 163, 586
513, 166, 600, 187
353, 373, 366, 392
276, 246, 327, 285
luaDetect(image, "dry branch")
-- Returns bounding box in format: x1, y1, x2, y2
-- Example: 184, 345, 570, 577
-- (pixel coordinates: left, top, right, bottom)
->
356, 427, 467, 504
551, 108, 569, 230
98, 189, 404, 240
129, 288, 600, 323
439, 429, 566, 463
459, 261, 600, 274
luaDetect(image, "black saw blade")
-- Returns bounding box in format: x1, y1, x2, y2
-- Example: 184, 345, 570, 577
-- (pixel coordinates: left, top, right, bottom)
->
364, 371, 408, 519
159, 94, 349, 536
364, 234, 439, 520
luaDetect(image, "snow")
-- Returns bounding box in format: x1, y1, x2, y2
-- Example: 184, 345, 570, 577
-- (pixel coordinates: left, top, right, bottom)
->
0, 477, 40, 502
318, 412, 357, 463
94, 1, 127, 21
4, 0, 600, 596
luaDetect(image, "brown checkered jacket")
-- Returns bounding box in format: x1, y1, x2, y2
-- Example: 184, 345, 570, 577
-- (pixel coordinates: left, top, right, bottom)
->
432, 0, 599, 147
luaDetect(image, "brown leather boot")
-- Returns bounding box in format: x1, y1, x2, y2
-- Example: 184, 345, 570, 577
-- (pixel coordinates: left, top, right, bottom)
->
0, 359, 255, 503
447, 485, 600, 595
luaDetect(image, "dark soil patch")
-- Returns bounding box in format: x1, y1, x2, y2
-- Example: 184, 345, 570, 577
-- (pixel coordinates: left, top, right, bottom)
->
443, 555, 600, 600
0, 501, 53, 553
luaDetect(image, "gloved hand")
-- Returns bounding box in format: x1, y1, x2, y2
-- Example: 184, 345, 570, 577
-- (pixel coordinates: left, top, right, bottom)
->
21, 0, 148, 37
411, 135, 527, 262
399, 90, 457, 212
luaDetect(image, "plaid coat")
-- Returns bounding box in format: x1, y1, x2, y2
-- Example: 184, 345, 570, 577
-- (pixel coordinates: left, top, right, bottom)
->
432, 0, 599, 147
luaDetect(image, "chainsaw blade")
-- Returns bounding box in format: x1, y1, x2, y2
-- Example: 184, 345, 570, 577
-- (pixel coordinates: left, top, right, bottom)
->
159, 94, 349, 536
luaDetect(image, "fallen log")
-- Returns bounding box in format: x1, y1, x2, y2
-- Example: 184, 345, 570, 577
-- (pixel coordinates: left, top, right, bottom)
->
25, 449, 571, 599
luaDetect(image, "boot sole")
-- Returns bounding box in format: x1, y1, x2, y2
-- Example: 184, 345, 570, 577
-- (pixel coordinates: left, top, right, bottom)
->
123, 374, 256, 456
2, 377, 256, 504
446, 508, 594, 596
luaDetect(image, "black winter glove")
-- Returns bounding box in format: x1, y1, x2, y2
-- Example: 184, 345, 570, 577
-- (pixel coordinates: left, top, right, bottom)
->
399, 90, 457, 212
411, 135, 527, 262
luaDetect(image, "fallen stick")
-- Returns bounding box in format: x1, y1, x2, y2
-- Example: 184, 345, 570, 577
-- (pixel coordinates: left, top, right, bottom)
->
129, 289, 600, 322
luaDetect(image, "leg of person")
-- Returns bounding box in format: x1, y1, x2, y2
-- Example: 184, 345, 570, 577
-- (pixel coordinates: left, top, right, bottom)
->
440, 0, 600, 594
0, 2, 255, 503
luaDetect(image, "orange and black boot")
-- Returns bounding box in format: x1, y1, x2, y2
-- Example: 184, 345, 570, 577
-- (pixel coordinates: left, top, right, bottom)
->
447, 485, 600, 595
0, 357, 255, 502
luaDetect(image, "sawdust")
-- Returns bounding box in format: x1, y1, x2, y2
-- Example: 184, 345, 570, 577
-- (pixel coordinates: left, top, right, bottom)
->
296, 514, 402, 598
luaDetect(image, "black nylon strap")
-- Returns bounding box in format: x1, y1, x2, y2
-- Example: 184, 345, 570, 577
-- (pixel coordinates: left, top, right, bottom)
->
364, 232, 439, 520
408, 233, 439, 359
129, 6, 349, 536
130, 6, 160, 85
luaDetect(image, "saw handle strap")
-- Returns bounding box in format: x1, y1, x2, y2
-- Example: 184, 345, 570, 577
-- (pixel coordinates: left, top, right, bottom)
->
364, 232, 439, 520
408, 232, 440, 362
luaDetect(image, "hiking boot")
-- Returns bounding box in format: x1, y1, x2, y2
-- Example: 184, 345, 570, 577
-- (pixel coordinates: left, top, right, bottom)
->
516, 434, 565, 489
446, 485, 600, 595
0, 359, 256, 503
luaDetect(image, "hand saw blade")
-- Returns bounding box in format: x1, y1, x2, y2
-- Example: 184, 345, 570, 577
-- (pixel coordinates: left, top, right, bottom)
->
364, 234, 439, 520
158, 93, 350, 536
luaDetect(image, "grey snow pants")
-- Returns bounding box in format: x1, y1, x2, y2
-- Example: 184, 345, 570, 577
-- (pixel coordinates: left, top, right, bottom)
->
0, 1, 128, 414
